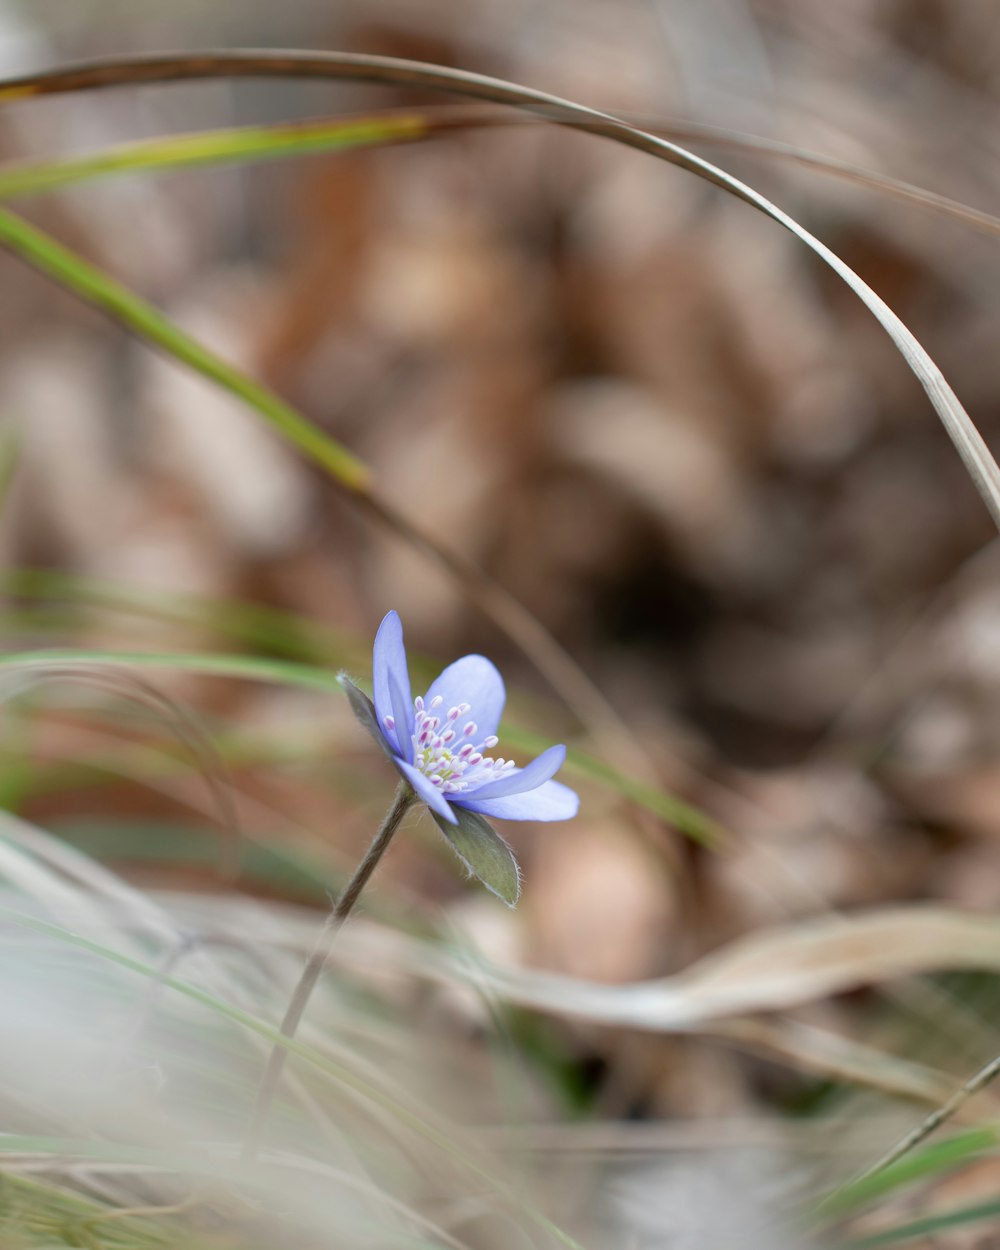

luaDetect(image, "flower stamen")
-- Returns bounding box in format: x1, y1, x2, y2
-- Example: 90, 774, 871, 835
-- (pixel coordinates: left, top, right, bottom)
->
410, 694, 513, 793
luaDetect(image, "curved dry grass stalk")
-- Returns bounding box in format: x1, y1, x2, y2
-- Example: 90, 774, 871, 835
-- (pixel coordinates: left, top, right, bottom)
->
444, 904, 1000, 1027
0, 50, 997, 526
633, 114, 1000, 240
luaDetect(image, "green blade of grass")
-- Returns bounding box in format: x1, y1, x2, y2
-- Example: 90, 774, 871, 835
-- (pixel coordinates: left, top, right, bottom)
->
836, 1194, 1000, 1249
0, 206, 370, 493
2, 98, 999, 248
0, 1169, 174, 1249
505, 725, 723, 847
0, 425, 21, 517
818, 1127, 1000, 1221
0, 572, 723, 842
0, 646, 344, 693
0, 646, 720, 839
0, 112, 428, 199
0, 566, 360, 663
3, 100, 1000, 253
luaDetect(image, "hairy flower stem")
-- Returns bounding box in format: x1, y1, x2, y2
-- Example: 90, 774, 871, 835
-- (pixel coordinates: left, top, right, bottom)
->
242, 781, 415, 1160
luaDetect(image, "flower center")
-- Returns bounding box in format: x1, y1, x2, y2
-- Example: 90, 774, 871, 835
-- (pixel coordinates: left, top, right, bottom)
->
384, 695, 515, 793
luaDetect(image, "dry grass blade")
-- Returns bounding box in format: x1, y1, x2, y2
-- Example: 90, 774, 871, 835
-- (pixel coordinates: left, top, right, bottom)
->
0, 50, 997, 527
0, 662, 242, 880
357, 904, 1000, 1030
710, 1018, 955, 1106
170, 896, 964, 1104
635, 115, 1000, 240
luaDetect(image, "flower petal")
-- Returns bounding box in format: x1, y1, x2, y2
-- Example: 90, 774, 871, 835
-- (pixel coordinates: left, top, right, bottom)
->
394, 759, 458, 824
464, 744, 566, 801
459, 779, 579, 822
424, 655, 505, 740
388, 672, 414, 764
372, 611, 413, 757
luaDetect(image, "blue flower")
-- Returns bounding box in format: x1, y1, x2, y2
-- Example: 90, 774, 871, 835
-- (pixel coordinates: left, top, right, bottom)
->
367, 610, 578, 826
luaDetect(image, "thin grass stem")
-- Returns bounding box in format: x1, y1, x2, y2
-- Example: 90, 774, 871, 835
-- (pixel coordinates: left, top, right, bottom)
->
242, 780, 415, 1161
830, 1052, 1000, 1207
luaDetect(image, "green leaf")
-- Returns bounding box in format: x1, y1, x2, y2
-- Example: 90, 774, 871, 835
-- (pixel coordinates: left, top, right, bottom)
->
432, 806, 521, 907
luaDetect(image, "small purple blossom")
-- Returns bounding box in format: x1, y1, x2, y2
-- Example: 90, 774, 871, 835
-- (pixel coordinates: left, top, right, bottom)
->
369, 610, 578, 826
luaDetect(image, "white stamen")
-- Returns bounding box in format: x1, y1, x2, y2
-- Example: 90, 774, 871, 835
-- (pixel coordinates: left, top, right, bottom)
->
383, 715, 395, 731
407, 693, 514, 797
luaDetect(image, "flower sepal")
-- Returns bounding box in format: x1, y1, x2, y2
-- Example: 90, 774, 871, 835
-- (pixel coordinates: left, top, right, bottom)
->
338, 673, 397, 763
431, 807, 521, 908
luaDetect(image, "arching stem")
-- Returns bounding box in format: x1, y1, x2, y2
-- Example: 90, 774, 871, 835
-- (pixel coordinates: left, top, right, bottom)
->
242, 780, 415, 1159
